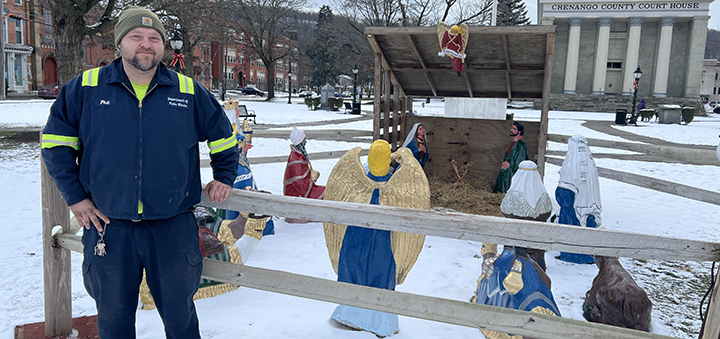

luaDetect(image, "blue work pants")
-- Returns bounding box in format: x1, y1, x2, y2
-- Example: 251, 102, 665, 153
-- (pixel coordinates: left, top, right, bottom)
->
81, 211, 203, 339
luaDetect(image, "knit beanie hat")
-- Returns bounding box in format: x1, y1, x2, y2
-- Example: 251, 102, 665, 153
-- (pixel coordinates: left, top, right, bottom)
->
114, 6, 166, 47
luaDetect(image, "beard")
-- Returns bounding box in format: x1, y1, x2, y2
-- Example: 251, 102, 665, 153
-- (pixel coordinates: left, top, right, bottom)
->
510, 131, 518, 137
119, 46, 161, 72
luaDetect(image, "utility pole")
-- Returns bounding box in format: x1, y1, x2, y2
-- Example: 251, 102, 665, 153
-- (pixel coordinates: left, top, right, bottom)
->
1, 0, 6, 100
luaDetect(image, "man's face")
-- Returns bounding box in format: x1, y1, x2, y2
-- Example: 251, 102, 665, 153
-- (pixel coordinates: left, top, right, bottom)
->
510, 125, 519, 137
118, 27, 164, 72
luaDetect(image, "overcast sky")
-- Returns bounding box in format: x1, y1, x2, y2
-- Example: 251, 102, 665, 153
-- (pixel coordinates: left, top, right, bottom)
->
308, 0, 720, 31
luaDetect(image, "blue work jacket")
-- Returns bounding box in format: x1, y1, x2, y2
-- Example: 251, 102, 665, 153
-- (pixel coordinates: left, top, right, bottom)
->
42, 59, 238, 220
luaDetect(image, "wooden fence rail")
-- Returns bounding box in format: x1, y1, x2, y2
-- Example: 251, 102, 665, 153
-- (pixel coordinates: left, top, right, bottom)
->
52, 232, 680, 339
548, 134, 719, 166
43, 185, 720, 339
202, 190, 720, 261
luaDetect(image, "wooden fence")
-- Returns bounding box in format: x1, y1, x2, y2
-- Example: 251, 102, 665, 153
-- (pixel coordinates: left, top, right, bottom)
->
42, 157, 720, 338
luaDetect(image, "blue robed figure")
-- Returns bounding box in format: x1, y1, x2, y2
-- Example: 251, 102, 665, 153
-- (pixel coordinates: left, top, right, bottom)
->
402, 123, 428, 168
322, 141, 430, 337
555, 135, 602, 264
225, 126, 274, 236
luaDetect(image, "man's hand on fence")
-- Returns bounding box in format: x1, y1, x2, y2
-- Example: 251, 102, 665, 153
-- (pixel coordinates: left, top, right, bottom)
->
69, 198, 110, 232
205, 180, 232, 203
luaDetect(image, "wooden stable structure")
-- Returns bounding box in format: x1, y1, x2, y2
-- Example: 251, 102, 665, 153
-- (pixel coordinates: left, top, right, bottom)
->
366, 25, 554, 178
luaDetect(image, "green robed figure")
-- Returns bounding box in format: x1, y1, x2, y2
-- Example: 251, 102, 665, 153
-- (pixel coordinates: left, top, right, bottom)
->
493, 122, 528, 193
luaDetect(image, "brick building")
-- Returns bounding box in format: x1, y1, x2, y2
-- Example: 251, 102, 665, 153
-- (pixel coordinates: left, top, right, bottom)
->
2, 0, 114, 93
3, 2, 298, 94
209, 36, 298, 92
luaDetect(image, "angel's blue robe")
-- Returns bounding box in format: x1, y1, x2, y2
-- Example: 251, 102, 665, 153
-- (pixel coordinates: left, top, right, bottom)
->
331, 169, 398, 337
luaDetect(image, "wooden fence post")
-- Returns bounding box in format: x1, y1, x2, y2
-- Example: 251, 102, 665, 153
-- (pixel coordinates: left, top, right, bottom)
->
392, 86, 400, 150
538, 32, 554, 180
373, 53, 382, 141
383, 70, 391, 144
700, 267, 720, 339
40, 150, 73, 337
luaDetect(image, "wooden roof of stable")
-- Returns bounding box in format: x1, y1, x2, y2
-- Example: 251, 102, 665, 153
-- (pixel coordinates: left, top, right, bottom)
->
365, 25, 556, 99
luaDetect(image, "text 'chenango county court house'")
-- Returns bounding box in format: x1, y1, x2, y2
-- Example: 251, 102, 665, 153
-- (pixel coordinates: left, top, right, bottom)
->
537, 0, 714, 110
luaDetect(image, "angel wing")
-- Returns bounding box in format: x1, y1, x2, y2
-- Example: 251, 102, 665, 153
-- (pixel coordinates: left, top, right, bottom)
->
460, 23, 470, 59
437, 21, 448, 51
381, 147, 430, 284
323, 147, 431, 285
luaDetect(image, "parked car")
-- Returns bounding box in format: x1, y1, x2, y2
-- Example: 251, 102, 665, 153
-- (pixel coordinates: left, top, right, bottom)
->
38, 84, 59, 99
710, 101, 718, 108
298, 90, 314, 97
341, 91, 353, 97
241, 86, 265, 96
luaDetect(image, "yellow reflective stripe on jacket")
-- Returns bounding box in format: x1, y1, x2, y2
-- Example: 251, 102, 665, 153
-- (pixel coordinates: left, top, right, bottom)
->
208, 135, 237, 154
178, 74, 195, 95
81, 68, 100, 87
41, 134, 81, 150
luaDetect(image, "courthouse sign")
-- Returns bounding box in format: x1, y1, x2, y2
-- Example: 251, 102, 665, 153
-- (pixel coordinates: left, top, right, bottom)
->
540, 0, 710, 17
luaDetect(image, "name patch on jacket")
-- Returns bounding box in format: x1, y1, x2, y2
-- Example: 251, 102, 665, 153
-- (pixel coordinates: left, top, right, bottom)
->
167, 97, 189, 109
95, 98, 116, 107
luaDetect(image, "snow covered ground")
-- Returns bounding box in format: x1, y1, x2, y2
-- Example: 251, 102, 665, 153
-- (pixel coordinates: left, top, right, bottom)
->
1, 98, 719, 339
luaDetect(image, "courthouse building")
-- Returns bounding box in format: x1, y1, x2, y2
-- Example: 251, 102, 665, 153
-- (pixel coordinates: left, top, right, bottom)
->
538, 0, 713, 110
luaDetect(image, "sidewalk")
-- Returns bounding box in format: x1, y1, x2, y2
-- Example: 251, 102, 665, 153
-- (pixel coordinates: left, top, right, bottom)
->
582, 120, 715, 150
5, 92, 40, 100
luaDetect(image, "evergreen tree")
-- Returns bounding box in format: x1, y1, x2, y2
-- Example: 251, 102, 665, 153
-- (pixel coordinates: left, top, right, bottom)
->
497, 0, 530, 26
308, 6, 341, 88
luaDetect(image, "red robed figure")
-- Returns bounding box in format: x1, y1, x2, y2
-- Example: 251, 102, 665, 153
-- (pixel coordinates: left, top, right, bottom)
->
283, 145, 325, 199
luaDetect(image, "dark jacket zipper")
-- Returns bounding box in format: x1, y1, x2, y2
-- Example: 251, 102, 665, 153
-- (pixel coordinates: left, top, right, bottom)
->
123, 82, 158, 221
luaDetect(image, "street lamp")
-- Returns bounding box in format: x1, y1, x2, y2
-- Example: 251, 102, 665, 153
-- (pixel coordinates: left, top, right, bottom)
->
169, 31, 184, 74
287, 70, 292, 104
629, 67, 643, 125
352, 64, 359, 105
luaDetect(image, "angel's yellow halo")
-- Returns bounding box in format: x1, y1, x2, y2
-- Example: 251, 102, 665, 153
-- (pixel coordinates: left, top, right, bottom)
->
368, 140, 391, 177
450, 25, 462, 34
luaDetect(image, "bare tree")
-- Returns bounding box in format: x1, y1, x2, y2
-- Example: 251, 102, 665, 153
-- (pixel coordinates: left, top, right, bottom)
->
227, 0, 308, 100
334, 0, 491, 27
43, 0, 135, 84
151, 0, 218, 77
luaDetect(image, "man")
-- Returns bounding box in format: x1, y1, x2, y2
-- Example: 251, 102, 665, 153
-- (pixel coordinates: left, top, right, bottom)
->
492, 122, 528, 193
41, 6, 238, 338
283, 127, 325, 199
401, 123, 429, 168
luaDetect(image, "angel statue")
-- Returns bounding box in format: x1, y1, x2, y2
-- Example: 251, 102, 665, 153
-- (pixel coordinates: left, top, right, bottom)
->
323, 140, 430, 337
437, 22, 469, 76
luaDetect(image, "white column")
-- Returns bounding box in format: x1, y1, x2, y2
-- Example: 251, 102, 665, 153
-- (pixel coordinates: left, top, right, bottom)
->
685, 16, 709, 97
541, 17, 555, 26
592, 18, 612, 95
564, 18, 582, 94
622, 17, 643, 95
653, 17, 675, 97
